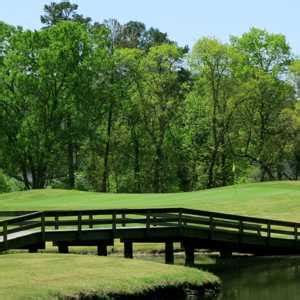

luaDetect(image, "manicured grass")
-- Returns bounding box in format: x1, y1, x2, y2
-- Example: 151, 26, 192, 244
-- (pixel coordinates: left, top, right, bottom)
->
0, 253, 219, 300
0, 181, 300, 220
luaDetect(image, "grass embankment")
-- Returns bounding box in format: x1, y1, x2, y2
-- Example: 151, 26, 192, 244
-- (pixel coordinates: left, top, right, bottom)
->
0, 181, 300, 221
0, 253, 219, 300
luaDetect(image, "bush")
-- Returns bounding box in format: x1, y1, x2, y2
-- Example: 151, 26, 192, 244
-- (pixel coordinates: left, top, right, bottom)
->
0, 170, 25, 193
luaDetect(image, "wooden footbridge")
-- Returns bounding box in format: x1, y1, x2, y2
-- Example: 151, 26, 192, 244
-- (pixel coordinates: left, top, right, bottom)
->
1, 208, 300, 265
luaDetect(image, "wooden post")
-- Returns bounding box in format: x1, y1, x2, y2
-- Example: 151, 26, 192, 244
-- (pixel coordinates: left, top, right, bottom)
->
112, 213, 116, 234
122, 213, 126, 227
239, 220, 243, 244
146, 211, 150, 230
209, 216, 214, 239
267, 223, 271, 238
124, 240, 133, 259
89, 215, 93, 229
41, 213, 45, 242
58, 243, 69, 254
184, 245, 194, 266
28, 246, 38, 253
165, 241, 174, 264
54, 215, 59, 230
239, 220, 244, 235
78, 213, 82, 232
178, 209, 182, 227
97, 244, 108, 256
3, 221, 7, 247
220, 249, 232, 258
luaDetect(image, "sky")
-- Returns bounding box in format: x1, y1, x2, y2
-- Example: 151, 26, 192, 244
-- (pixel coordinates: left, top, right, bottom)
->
0, 0, 299, 53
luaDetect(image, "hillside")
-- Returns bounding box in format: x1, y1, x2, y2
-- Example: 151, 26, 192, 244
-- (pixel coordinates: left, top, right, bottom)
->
0, 181, 300, 221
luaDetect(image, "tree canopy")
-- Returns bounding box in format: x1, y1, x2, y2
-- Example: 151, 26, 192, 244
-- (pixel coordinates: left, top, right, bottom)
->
0, 2, 299, 193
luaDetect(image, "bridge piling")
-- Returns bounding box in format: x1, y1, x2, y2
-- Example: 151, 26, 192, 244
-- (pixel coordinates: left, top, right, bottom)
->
124, 240, 133, 259
184, 244, 194, 266
28, 247, 38, 253
220, 249, 232, 258
58, 243, 69, 254
165, 241, 174, 264
97, 244, 108, 256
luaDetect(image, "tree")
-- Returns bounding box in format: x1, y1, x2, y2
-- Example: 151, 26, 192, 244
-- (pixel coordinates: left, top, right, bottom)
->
41, 1, 91, 26
118, 21, 146, 48
0, 22, 104, 188
189, 38, 244, 188
231, 28, 294, 181
136, 44, 188, 192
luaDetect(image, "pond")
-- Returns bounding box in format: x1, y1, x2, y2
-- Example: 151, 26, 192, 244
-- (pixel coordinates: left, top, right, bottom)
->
139, 254, 300, 300
213, 256, 300, 300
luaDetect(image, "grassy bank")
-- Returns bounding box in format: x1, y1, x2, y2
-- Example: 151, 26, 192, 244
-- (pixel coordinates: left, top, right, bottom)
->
0, 253, 219, 300
0, 181, 299, 220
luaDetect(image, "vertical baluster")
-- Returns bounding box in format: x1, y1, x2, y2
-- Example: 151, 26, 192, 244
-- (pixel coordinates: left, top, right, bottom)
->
267, 222, 271, 239
112, 212, 116, 233
178, 209, 182, 227
122, 213, 126, 227
78, 213, 82, 232
209, 216, 214, 238
239, 220, 244, 235
3, 221, 7, 247
41, 213, 45, 242
54, 215, 59, 230
89, 215, 93, 229
146, 211, 150, 230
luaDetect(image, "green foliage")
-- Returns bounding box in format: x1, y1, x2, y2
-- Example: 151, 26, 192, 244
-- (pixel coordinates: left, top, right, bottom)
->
0, 4, 298, 193
0, 170, 24, 193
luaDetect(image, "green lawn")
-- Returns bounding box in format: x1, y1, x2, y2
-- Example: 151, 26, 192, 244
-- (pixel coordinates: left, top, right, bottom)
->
0, 181, 300, 220
0, 253, 219, 300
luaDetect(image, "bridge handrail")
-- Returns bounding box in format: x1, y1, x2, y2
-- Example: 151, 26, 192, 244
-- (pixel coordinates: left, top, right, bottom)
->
1, 207, 299, 227
180, 208, 300, 227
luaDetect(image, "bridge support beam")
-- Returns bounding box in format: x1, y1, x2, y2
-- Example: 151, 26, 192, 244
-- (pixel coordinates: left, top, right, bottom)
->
97, 244, 108, 256
184, 245, 194, 266
220, 249, 232, 258
124, 240, 133, 259
28, 242, 45, 253
58, 243, 69, 254
28, 247, 38, 253
165, 241, 174, 264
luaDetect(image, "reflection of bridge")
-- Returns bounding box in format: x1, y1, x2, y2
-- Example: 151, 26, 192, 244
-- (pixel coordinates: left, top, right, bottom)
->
1, 208, 300, 265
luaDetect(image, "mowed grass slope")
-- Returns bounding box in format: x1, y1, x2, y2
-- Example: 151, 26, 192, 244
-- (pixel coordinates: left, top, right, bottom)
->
0, 181, 299, 221
0, 253, 219, 300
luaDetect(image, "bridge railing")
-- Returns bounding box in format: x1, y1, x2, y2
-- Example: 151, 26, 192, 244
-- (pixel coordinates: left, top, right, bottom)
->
43, 208, 181, 231
0, 208, 300, 243
0, 211, 45, 245
181, 208, 300, 240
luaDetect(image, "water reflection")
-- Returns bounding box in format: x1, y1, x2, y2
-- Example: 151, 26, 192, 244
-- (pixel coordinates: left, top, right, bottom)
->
208, 257, 300, 300
139, 254, 300, 300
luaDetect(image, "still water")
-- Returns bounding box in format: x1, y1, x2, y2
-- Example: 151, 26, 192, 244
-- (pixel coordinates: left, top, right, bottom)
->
213, 256, 300, 300
140, 255, 300, 300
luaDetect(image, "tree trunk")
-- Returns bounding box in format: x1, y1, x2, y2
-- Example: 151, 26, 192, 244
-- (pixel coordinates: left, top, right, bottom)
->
133, 137, 141, 192
101, 104, 113, 192
207, 148, 218, 188
154, 144, 164, 193
67, 141, 75, 189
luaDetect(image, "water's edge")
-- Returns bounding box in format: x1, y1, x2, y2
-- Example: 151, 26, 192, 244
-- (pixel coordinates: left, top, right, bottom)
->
62, 282, 221, 300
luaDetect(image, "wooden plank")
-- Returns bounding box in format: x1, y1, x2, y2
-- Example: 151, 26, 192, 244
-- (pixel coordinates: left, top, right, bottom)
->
2, 212, 42, 226
5, 222, 40, 235
43, 208, 180, 217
